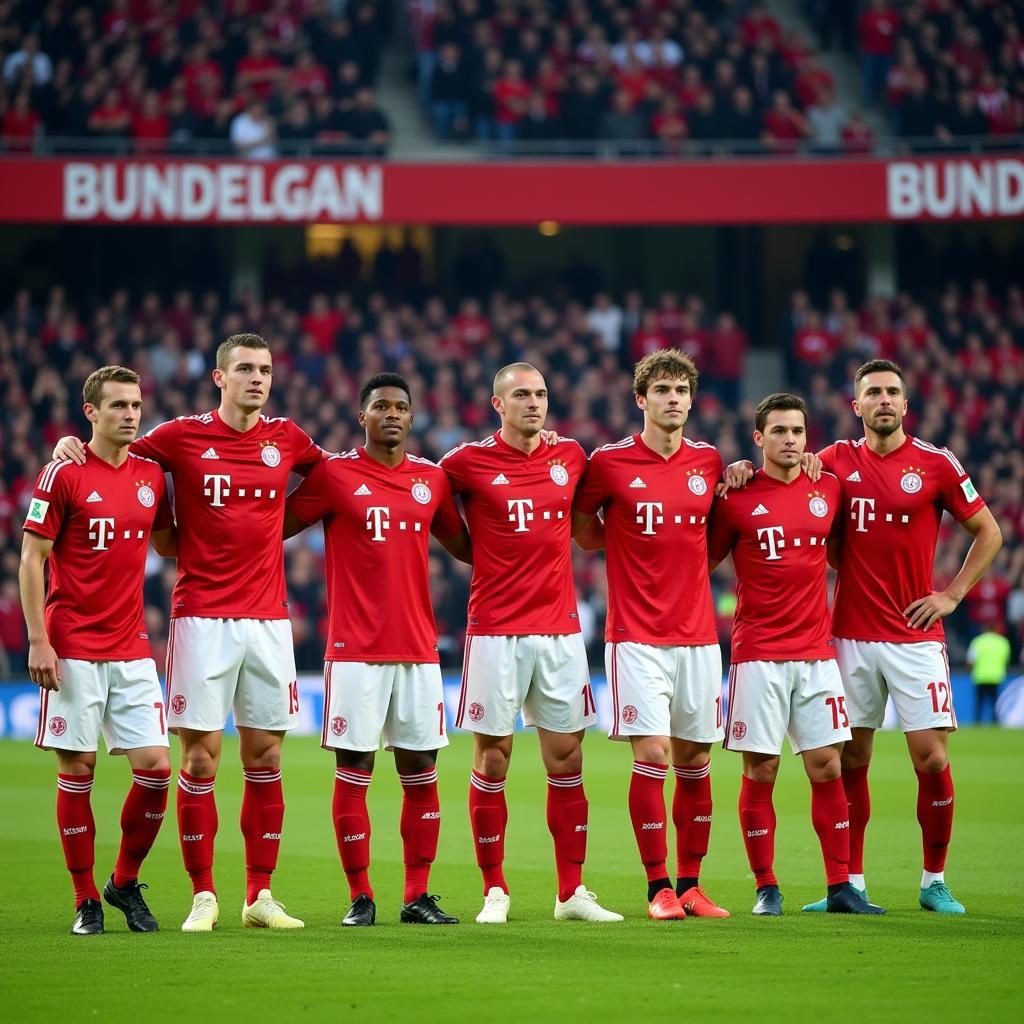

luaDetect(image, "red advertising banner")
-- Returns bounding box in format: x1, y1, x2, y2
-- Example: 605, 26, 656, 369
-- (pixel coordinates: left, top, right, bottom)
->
0, 155, 1021, 225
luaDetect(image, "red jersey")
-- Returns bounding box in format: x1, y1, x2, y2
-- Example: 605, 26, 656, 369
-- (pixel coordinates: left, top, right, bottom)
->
440, 433, 586, 636
24, 450, 173, 661
708, 469, 841, 664
132, 410, 322, 620
575, 434, 720, 646
820, 435, 986, 643
286, 449, 464, 663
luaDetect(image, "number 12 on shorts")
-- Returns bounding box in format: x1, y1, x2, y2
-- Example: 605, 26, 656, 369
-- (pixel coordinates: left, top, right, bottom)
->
825, 695, 849, 730
927, 681, 950, 714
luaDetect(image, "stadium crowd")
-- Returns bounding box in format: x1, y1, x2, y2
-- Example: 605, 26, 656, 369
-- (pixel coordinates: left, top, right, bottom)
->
0, 0, 394, 155
0, 266, 1021, 676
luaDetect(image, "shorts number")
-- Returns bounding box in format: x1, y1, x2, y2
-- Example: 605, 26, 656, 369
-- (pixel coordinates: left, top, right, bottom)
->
438, 701, 445, 737
581, 685, 597, 717
825, 695, 849, 730
288, 681, 300, 715
715, 695, 722, 729
927, 681, 950, 714
153, 701, 165, 735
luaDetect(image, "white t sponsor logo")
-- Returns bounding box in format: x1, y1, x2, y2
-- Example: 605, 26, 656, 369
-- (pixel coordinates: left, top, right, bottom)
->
756, 525, 785, 561
849, 496, 876, 533
203, 473, 231, 507
366, 506, 391, 542
507, 498, 535, 532
635, 501, 664, 535
88, 517, 115, 550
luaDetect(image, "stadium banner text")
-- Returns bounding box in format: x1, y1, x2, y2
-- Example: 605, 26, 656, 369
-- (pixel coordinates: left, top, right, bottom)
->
0, 671, 1000, 742
0, 155, 1022, 225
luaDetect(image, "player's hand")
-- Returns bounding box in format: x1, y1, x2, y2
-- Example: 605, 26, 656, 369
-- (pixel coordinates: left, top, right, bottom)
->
716, 460, 754, 496
800, 451, 823, 481
52, 436, 87, 465
28, 640, 61, 691
903, 592, 958, 631
540, 429, 559, 445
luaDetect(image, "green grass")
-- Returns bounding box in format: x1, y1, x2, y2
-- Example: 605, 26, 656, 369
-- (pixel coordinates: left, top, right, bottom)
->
2, 729, 1022, 1023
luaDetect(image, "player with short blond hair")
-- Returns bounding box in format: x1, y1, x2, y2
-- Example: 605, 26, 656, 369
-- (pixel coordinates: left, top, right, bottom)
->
22, 366, 176, 934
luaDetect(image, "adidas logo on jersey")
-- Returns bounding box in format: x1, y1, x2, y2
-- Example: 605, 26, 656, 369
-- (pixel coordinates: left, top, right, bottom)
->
354, 484, 372, 496
491, 473, 510, 486
751, 504, 769, 516
629, 477, 647, 489
846, 471, 861, 482
201, 447, 219, 460
86, 491, 102, 503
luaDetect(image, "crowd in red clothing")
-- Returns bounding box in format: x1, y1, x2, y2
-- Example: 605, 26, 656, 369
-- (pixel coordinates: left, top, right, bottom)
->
0, 0, 392, 155
1, 272, 1021, 676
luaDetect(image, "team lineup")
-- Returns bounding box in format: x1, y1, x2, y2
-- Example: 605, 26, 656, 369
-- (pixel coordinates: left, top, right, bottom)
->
20, 334, 1003, 934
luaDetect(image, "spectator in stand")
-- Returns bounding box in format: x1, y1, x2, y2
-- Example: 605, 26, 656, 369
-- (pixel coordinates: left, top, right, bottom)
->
493, 59, 529, 151
761, 89, 809, 153
277, 99, 313, 152
3, 91, 41, 152
234, 32, 283, 101
898, 76, 940, 148
3, 34, 53, 87
598, 89, 647, 154
858, 0, 900, 107
707, 312, 748, 406
431, 42, 470, 141
132, 90, 170, 154
586, 293, 624, 354
469, 47, 503, 143
88, 86, 132, 140
967, 625, 1012, 725
807, 86, 847, 150
518, 91, 559, 145
290, 49, 330, 100
345, 88, 390, 155
937, 89, 990, 147
230, 99, 277, 159
651, 94, 688, 153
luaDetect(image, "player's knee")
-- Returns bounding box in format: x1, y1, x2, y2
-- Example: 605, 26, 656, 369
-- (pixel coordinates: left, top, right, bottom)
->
183, 747, 218, 777
633, 737, 670, 764
393, 748, 435, 774
477, 746, 510, 778
338, 749, 375, 773
56, 751, 96, 775
746, 758, 779, 783
914, 748, 948, 774
132, 749, 171, 772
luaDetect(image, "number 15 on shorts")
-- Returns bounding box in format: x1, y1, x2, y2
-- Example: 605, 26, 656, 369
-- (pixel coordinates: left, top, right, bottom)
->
826, 695, 849, 730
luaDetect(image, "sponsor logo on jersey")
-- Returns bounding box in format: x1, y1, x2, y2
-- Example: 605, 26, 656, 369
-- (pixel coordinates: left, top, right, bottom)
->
260, 441, 282, 467
411, 478, 432, 504
27, 498, 49, 524
845, 470, 861, 482
900, 467, 924, 493
491, 473, 510, 486
49, 716, 68, 736
548, 460, 569, 486
468, 702, 485, 723
86, 491, 103, 503
960, 477, 978, 501
201, 447, 219, 460
354, 484, 372, 496
170, 695, 187, 715
751, 504, 769, 516
621, 705, 639, 724
628, 477, 647, 489
731, 721, 747, 740
686, 469, 708, 495
808, 491, 829, 518
641, 822, 664, 830
137, 482, 155, 508
331, 716, 347, 736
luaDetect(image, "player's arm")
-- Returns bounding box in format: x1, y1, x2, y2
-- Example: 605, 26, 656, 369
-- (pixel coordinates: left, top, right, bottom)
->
18, 531, 61, 691
904, 506, 1003, 630
706, 500, 735, 573
150, 526, 177, 557
437, 528, 472, 565
571, 510, 605, 550
283, 509, 314, 540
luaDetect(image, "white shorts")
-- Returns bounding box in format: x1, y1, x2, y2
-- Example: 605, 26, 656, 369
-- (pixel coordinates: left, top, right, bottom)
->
321, 661, 450, 752
35, 659, 169, 754
165, 617, 299, 733
724, 659, 851, 756
606, 642, 724, 743
455, 633, 596, 735
834, 638, 956, 732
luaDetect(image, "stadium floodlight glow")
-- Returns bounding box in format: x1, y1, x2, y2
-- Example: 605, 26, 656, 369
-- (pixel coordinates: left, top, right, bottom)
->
538, 220, 560, 237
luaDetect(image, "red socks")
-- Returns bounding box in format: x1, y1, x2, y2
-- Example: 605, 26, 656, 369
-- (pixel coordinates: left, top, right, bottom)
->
241, 767, 285, 904
842, 764, 870, 875
916, 764, 954, 872
546, 772, 588, 902
177, 770, 217, 895
629, 761, 669, 883
810, 777, 851, 886
672, 761, 712, 880
57, 773, 100, 907
399, 767, 441, 903
469, 769, 508, 894
739, 775, 777, 887
333, 766, 373, 900
112, 768, 171, 889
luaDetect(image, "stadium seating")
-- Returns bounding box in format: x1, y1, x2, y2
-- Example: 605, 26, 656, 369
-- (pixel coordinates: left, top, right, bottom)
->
1, 274, 1020, 676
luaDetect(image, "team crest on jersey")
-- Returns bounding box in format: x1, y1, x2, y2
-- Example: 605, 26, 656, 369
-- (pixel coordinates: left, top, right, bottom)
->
48, 716, 67, 737
136, 481, 155, 508
468, 702, 485, 723
260, 441, 282, 467
686, 469, 708, 495
808, 491, 829, 518
900, 467, 924, 493
548, 460, 569, 486
331, 716, 347, 736
411, 478, 432, 504
732, 721, 747, 740
170, 695, 187, 715
621, 705, 639, 725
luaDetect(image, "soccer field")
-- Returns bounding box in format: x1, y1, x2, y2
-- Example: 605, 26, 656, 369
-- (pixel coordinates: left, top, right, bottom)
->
2, 729, 1021, 1023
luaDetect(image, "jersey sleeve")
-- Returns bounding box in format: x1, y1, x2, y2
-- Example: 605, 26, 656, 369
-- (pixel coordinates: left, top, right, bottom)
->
130, 418, 182, 468
438, 445, 468, 495
574, 451, 611, 516
706, 494, 737, 563
430, 472, 466, 540
23, 463, 72, 541
286, 460, 331, 525
817, 443, 838, 475
288, 420, 325, 475
936, 450, 986, 522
